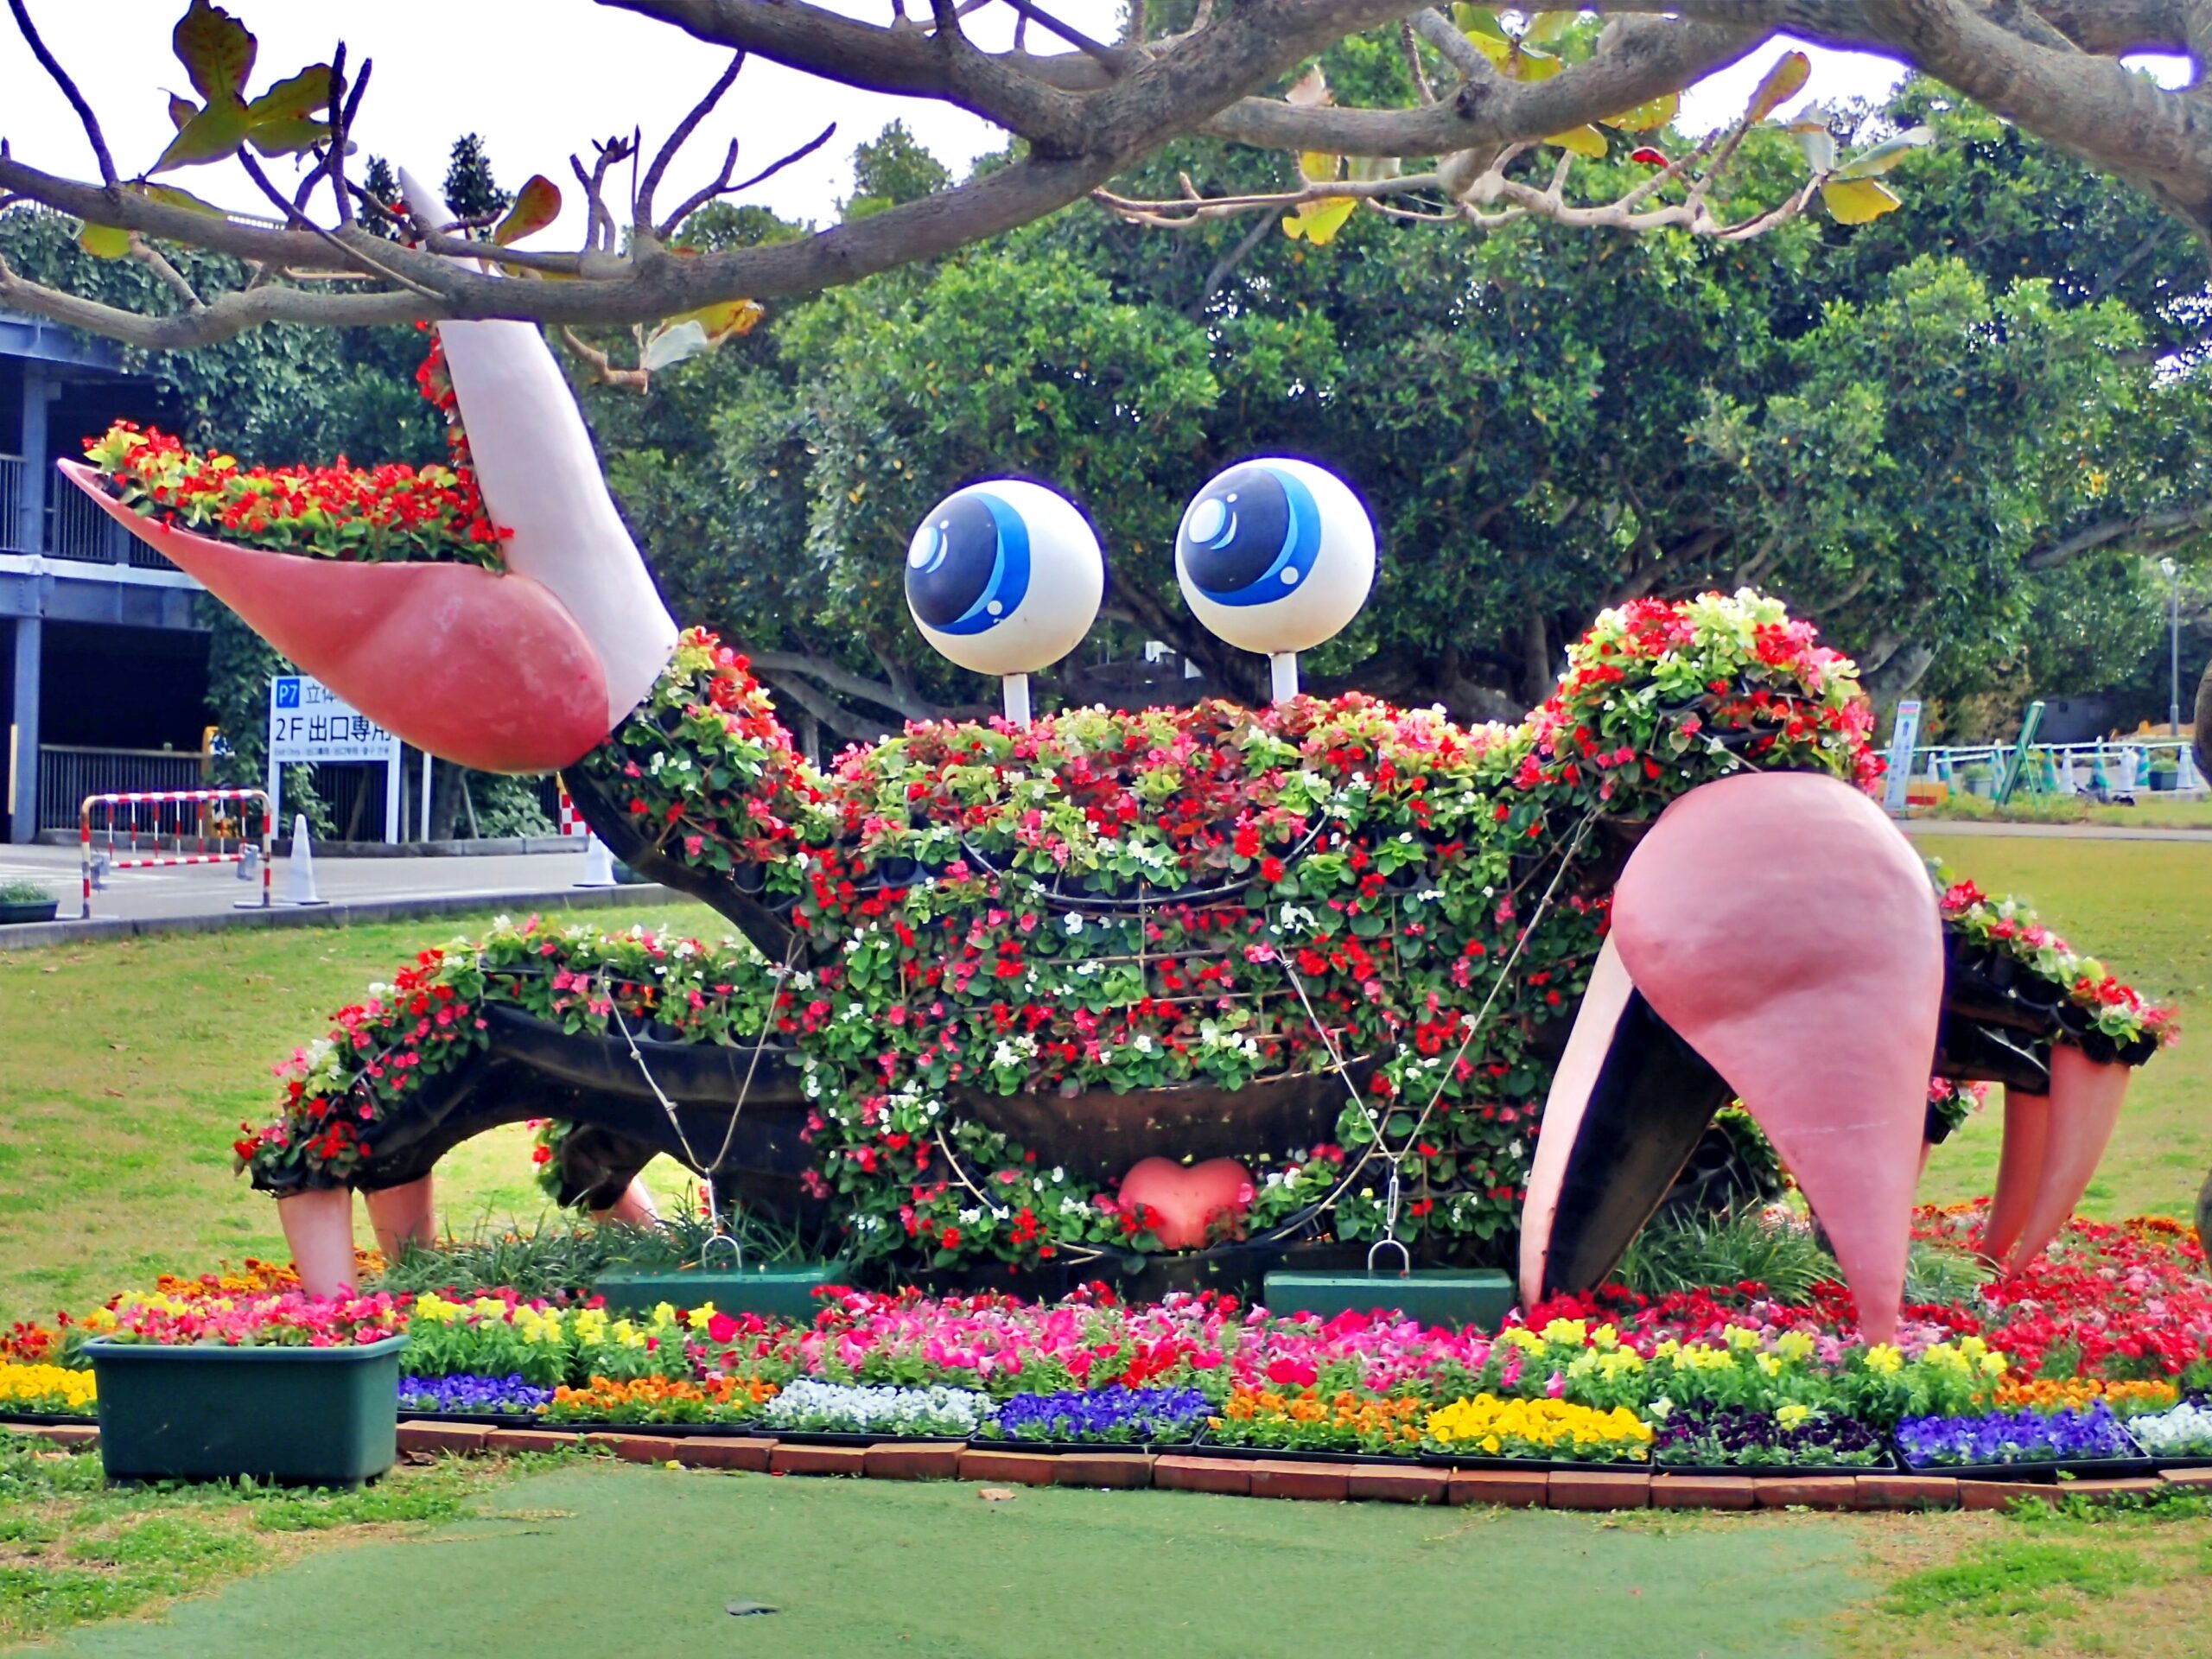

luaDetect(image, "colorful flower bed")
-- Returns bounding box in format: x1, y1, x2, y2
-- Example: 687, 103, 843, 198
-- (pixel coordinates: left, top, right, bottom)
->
396, 1374, 553, 1417
0, 1363, 96, 1415
8, 1211, 2206, 1482
2129, 1402, 2212, 1459
1424, 1395, 1653, 1462
82, 418, 508, 569
1895, 1403, 2139, 1470
1648, 1403, 1887, 1468
988, 1386, 1211, 1445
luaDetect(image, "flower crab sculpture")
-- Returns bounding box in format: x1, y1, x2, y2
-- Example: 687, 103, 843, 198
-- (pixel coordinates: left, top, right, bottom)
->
66, 312, 2171, 1343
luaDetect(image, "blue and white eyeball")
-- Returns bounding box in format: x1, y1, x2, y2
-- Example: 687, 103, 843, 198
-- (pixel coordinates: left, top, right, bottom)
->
905, 480, 1104, 675
1175, 458, 1375, 654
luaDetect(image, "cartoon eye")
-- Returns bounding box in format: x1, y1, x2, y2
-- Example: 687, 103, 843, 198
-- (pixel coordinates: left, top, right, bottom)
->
1175, 459, 1375, 654
904, 480, 1105, 676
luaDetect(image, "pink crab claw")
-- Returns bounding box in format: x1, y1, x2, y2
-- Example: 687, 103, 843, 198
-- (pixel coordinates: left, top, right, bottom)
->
58, 460, 610, 772
59, 171, 676, 774
1519, 771, 1942, 1344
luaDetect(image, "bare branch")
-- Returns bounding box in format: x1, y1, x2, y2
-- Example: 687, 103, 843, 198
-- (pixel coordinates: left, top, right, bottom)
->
558, 324, 652, 390
637, 51, 746, 233
7, 0, 118, 187
128, 234, 202, 309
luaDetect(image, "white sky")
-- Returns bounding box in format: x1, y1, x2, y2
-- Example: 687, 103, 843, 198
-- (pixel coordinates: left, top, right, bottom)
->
0, 3, 2189, 240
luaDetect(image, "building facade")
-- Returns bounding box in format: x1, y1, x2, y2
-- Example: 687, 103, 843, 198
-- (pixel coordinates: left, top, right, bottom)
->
0, 311, 206, 844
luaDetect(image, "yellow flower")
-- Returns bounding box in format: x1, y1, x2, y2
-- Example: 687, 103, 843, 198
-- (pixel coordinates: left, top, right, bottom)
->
1539, 1319, 1588, 1347
1755, 1353, 1781, 1377
1591, 1325, 1620, 1352
1773, 1331, 1814, 1363
1863, 1343, 1904, 1376
1723, 1324, 1761, 1351
685, 1303, 718, 1334
1776, 1403, 1809, 1431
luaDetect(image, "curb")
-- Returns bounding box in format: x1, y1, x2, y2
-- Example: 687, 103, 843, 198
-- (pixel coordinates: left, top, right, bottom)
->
14, 1424, 2211, 1513
0, 883, 671, 950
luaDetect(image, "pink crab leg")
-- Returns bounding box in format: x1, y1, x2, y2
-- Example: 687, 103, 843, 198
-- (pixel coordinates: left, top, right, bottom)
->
2000, 1044, 2130, 1274
1611, 771, 1943, 1345
1980, 1084, 2051, 1266
1518, 933, 1637, 1313
277, 1190, 360, 1300
398, 167, 677, 730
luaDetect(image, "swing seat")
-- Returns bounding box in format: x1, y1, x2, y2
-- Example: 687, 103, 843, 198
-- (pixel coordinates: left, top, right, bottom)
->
1262, 1268, 1516, 1332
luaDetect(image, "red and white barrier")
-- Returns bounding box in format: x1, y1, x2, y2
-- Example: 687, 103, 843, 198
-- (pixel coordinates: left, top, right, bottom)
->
79, 787, 273, 918
557, 782, 583, 837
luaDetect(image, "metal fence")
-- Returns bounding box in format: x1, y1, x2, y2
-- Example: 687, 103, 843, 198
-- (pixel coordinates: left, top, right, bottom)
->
1909, 737, 2204, 799
38, 746, 209, 830
0, 453, 175, 568
0, 454, 25, 553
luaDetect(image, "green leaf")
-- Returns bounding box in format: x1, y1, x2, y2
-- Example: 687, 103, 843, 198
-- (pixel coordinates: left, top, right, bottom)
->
139, 182, 225, 215
245, 64, 331, 124
1522, 10, 1579, 45
1821, 177, 1903, 224
1611, 92, 1678, 133
641, 321, 713, 372
1746, 49, 1810, 124
245, 118, 334, 157
76, 220, 131, 259
167, 93, 198, 130
1829, 125, 1934, 181
172, 0, 257, 104
1281, 195, 1357, 246
151, 92, 251, 173
493, 175, 562, 245
1452, 4, 1508, 41
1786, 121, 1838, 175
1545, 124, 1608, 159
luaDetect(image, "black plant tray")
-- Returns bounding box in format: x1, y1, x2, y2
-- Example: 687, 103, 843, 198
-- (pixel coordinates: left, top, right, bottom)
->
1904, 1454, 2164, 1482
764, 1427, 970, 1446
0, 1410, 98, 1427
1185, 1438, 1424, 1465
397, 1408, 553, 1427
1649, 1453, 1897, 1478
540, 1418, 770, 1439
967, 1436, 1194, 1457
2145, 1453, 2212, 1470
1415, 1449, 1651, 1471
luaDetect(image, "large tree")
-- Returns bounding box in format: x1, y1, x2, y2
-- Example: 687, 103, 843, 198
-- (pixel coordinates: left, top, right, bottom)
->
3, 1, 2212, 350
588, 92, 2212, 738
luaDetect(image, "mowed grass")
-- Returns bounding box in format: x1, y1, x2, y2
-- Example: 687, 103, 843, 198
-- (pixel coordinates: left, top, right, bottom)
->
0, 901, 718, 1329
0, 839, 2205, 1329
1914, 836, 2212, 1223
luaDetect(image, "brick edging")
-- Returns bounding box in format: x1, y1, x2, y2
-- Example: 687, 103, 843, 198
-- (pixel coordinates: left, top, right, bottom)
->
7, 1422, 2206, 1511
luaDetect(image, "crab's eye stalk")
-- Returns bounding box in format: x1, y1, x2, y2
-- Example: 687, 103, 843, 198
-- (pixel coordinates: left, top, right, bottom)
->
1175, 459, 1375, 655
905, 480, 1103, 676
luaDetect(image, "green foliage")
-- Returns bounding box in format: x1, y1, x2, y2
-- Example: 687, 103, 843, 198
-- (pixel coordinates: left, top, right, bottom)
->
1878, 1539, 2161, 1622
845, 121, 951, 216
1612, 1208, 1993, 1305
592, 92, 2212, 736
442, 133, 510, 221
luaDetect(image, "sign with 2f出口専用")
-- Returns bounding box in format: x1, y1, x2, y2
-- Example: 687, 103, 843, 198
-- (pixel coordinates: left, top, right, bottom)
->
268, 675, 398, 766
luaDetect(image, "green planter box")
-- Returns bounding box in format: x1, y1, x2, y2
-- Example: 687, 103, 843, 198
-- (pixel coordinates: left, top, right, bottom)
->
1262, 1268, 1516, 1332
591, 1264, 846, 1322
86, 1335, 407, 1487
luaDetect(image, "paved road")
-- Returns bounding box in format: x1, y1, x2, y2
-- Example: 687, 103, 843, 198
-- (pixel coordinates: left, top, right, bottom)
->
0, 840, 642, 925
1902, 819, 2212, 842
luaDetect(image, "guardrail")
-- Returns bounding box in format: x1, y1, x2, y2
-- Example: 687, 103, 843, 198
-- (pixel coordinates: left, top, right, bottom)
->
79, 787, 272, 918
1906, 737, 2202, 799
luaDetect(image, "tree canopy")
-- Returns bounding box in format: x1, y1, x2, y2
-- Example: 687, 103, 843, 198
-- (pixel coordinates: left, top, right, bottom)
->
583, 87, 2212, 741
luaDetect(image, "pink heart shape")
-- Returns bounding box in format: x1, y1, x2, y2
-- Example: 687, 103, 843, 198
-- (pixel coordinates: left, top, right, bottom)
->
1118, 1156, 1255, 1250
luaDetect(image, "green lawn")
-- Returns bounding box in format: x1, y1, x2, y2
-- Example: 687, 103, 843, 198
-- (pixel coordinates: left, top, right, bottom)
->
0, 839, 2206, 1330
0, 902, 717, 1329
1914, 836, 2212, 1224
3, 1437, 2206, 1659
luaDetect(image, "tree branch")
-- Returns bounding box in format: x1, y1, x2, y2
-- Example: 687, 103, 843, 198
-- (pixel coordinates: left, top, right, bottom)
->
6, 0, 118, 187
638, 51, 746, 235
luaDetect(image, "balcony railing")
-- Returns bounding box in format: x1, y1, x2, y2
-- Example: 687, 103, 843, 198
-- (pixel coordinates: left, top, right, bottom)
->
0, 452, 179, 570
0, 454, 25, 553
